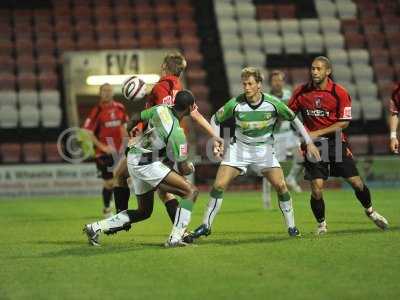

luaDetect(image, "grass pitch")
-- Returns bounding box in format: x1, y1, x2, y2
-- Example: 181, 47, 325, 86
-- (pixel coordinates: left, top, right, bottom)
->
0, 189, 399, 300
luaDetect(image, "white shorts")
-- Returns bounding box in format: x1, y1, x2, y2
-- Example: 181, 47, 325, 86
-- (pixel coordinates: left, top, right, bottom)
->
274, 131, 301, 162
221, 140, 280, 176
127, 153, 171, 195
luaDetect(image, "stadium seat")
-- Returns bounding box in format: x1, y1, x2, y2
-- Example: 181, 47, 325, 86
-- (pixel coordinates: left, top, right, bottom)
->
17, 72, 37, 90
0, 73, 16, 90
323, 33, 345, 50
241, 35, 263, 52
351, 99, 362, 120
356, 82, 378, 99
370, 134, 390, 154
0, 90, 17, 107
244, 49, 265, 66
220, 34, 241, 50
262, 34, 283, 54
0, 105, 18, 128
22, 142, 43, 163
38, 71, 59, 89
279, 19, 300, 35
348, 134, 369, 155
19, 105, 40, 128
336, 1, 357, 19
283, 33, 303, 54
0, 143, 21, 163
315, 1, 337, 18
328, 49, 349, 66
300, 19, 320, 35
304, 34, 324, 53
333, 65, 353, 82
344, 32, 366, 48
341, 19, 360, 34
39, 90, 61, 107
18, 90, 39, 107
16, 54, 36, 74
276, 4, 296, 19
256, 4, 275, 19
223, 50, 245, 68
348, 49, 370, 65
362, 99, 382, 120
352, 65, 374, 82
238, 19, 260, 36
41, 105, 62, 128
259, 20, 279, 35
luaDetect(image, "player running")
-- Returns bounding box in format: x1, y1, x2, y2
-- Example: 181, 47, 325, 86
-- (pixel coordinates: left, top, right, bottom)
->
113, 52, 223, 226
84, 90, 200, 247
288, 56, 388, 234
262, 70, 304, 208
188, 67, 320, 241
389, 82, 400, 154
82, 83, 129, 217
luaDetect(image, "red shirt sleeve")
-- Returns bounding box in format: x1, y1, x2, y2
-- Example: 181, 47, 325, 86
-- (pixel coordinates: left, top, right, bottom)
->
390, 84, 400, 114
336, 85, 352, 120
288, 85, 303, 113
150, 81, 174, 105
83, 106, 100, 131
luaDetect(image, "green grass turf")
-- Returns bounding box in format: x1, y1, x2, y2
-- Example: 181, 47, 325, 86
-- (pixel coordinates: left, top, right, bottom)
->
0, 189, 399, 300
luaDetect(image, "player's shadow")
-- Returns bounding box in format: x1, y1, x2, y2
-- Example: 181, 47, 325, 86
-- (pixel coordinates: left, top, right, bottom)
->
322, 226, 399, 236
197, 234, 294, 246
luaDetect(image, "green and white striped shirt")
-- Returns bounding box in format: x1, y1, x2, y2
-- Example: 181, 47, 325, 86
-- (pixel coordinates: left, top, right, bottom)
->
215, 93, 295, 144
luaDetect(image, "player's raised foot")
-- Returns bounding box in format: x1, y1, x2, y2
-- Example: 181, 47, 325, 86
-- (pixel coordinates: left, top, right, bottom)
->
191, 224, 211, 239
366, 210, 389, 230
286, 178, 302, 193
315, 221, 328, 235
103, 207, 113, 218
83, 224, 101, 246
288, 226, 301, 237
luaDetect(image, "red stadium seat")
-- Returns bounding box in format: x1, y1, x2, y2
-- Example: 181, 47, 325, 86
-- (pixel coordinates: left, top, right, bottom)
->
116, 35, 139, 49
56, 36, 76, 51
73, 5, 92, 18
348, 135, 369, 155
138, 35, 159, 48
98, 37, 117, 49
134, 3, 154, 20
17, 72, 37, 90
256, 5, 276, 19
276, 4, 296, 19
38, 71, 58, 90
16, 54, 36, 73
44, 142, 63, 162
341, 19, 360, 34
186, 67, 207, 86
365, 32, 386, 49
290, 68, 309, 85
373, 64, 395, 85
0, 55, 15, 73
370, 134, 390, 154
22, 142, 43, 163
382, 16, 400, 33
0, 73, 16, 90
344, 32, 366, 48
160, 35, 180, 48
54, 18, 73, 32
37, 54, 57, 73
370, 49, 390, 65
0, 143, 22, 163
76, 35, 98, 50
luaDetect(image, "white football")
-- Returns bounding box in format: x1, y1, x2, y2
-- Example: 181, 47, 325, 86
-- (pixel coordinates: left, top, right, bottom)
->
122, 76, 147, 101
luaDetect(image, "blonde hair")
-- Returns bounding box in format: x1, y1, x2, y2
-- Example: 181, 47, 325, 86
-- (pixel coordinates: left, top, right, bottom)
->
241, 67, 264, 83
163, 52, 187, 76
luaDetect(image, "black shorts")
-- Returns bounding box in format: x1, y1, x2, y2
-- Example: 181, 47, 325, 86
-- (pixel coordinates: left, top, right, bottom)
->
95, 155, 115, 180
304, 140, 359, 181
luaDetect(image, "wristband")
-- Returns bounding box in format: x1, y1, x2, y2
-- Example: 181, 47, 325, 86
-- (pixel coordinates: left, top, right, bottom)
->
390, 131, 397, 139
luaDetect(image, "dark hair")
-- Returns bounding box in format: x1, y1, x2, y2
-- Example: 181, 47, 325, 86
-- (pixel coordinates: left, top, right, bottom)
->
174, 90, 195, 111
313, 56, 332, 70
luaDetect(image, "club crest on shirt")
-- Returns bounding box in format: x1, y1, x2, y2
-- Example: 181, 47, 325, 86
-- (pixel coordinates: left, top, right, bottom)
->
179, 144, 188, 156
264, 112, 272, 119
109, 110, 116, 119
314, 97, 322, 108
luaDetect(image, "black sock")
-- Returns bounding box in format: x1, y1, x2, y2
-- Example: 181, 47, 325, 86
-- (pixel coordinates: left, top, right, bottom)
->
310, 196, 325, 223
164, 199, 179, 224
102, 188, 113, 208
355, 185, 372, 209
114, 187, 130, 213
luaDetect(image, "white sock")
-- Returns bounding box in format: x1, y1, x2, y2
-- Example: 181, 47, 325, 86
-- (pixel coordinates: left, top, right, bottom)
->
92, 210, 131, 233
262, 177, 272, 208
279, 199, 295, 228
202, 197, 223, 229
170, 207, 191, 241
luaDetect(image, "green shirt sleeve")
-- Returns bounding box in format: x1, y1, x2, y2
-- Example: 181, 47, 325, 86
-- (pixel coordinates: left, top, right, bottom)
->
140, 106, 157, 121
214, 98, 238, 124
167, 127, 188, 162
265, 94, 296, 121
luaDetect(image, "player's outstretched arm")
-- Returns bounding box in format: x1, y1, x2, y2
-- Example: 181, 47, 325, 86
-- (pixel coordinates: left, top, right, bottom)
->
389, 113, 399, 154
291, 117, 321, 162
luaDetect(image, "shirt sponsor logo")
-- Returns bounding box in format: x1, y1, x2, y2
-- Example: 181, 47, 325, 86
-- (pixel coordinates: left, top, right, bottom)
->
343, 106, 351, 119
305, 109, 330, 117
162, 95, 174, 105
104, 120, 122, 128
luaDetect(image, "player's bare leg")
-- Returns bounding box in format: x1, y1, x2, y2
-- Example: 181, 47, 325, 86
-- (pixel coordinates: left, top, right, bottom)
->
113, 157, 130, 212
102, 178, 114, 218
160, 171, 199, 247
262, 167, 300, 237
191, 165, 241, 240
345, 176, 388, 230
309, 178, 327, 235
